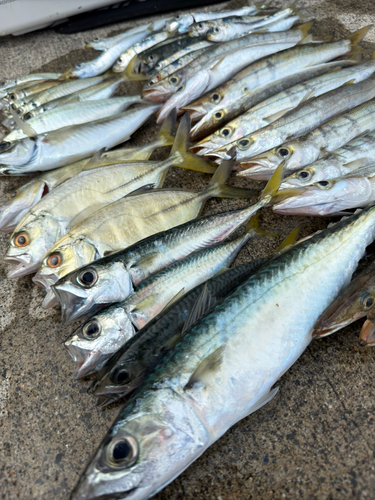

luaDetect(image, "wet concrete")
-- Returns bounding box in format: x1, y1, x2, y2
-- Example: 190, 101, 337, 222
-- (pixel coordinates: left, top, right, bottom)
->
1, 1, 375, 499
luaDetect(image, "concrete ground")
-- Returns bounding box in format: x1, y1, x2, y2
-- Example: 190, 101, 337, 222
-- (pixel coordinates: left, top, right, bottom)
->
1, 1, 375, 499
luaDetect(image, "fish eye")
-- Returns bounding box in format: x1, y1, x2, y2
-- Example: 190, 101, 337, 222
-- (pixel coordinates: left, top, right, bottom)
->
23, 112, 33, 121
237, 138, 250, 150
148, 55, 155, 62
47, 252, 62, 268
360, 293, 375, 311
14, 232, 29, 247
155, 63, 162, 70
221, 127, 232, 138
214, 111, 224, 121
0, 141, 13, 153
169, 76, 179, 86
93, 38, 100, 42
106, 435, 138, 468
77, 268, 98, 288
297, 170, 312, 181
197, 23, 204, 29
117, 57, 124, 64
111, 367, 131, 385
8, 190, 18, 200
9, 93, 16, 101
210, 93, 221, 103
277, 147, 290, 159
213, 27, 220, 33
76, 63, 82, 69
82, 319, 101, 340
176, 15, 181, 20
317, 180, 331, 189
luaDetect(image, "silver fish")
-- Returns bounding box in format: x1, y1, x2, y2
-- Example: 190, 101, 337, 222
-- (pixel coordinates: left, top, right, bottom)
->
0, 104, 160, 175
70, 203, 375, 500
64, 218, 267, 378
0, 73, 62, 92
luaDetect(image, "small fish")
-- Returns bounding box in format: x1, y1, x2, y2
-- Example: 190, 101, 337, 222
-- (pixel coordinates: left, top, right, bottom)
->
280, 132, 375, 189
70, 201, 375, 500
33, 154, 256, 307
51, 162, 283, 321
4, 96, 144, 141
71, 29, 152, 78
167, 5, 263, 33
64, 217, 271, 379
0, 103, 160, 175
0, 112, 176, 233
5, 80, 62, 102
206, 14, 299, 42
0, 73, 62, 92
313, 260, 375, 337
4, 114, 214, 278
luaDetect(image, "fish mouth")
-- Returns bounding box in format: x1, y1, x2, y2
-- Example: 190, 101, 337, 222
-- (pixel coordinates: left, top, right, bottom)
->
313, 320, 351, 338
64, 341, 106, 379
205, 149, 232, 161
4, 253, 38, 278
95, 395, 121, 408
53, 282, 90, 324
181, 104, 207, 122
32, 272, 59, 308
142, 87, 170, 103
236, 157, 277, 180
359, 319, 375, 346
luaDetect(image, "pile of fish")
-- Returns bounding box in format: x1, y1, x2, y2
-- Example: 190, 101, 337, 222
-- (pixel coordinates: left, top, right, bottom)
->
2, 3, 375, 499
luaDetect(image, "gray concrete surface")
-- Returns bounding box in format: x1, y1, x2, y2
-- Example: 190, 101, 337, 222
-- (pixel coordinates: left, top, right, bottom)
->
1, 1, 375, 499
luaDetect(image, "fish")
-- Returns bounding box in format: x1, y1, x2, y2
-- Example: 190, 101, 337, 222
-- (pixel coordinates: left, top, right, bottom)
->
71, 29, 153, 78
85, 18, 172, 51
206, 14, 299, 42
0, 112, 177, 233
167, 5, 263, 34
187, 32, 367, 140
4, 96, 144, 141
214, 73, 375, 169
313, 259, 375, 337
273, 172, 375, 216
143, 23, 312, 104
0, 73, 63, 92
5, 79, 62, 102
112, 31, 171, 73
70, 201, 375, 500
0, 103, 160, 175
4, 114, 214, 278
156, 25, 315, 123
88, 261, 268, 406
26, 76, 125, 118
279, 132, 375, 189
51, 162, 283, 321
239, 95, 375, 180
33, 154, 257, 307
64, 217, 272, 379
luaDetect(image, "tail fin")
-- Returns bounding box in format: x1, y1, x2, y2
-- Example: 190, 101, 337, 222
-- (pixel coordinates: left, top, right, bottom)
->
158, 108, 176, 147
347, 25, 372, 56
124, 55, 149, 81
243, 213, 279, 240
169, 113, 217, 174
296, 21, 313, 44
207, 147, 257, 199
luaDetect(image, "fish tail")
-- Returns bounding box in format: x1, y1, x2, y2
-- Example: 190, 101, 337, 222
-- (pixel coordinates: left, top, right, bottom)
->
347, 25, 373, 56
124, 55, 149, 81
207, 147, 256, 199
158, 109, 177, 147
243, 213, 279, 241
170, 113, 217, 174
296, 21, 313, 44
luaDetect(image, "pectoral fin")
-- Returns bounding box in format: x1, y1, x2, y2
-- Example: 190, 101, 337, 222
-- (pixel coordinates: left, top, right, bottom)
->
184, 345, 225, 390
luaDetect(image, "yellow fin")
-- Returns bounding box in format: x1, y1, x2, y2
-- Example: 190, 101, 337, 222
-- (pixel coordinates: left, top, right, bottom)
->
244, 213, 278, 239
157, 108, 176, 146
170, 113, 216, 174
347, 25, 373, 49
184, 345, 225, 390
296, 20, 313, 39
124, 54, 150, 81
276, 224, 302, 253
260, 160, 286, 202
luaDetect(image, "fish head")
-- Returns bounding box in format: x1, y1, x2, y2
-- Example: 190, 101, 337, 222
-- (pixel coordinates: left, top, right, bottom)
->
64, 306, 135, 379
0, 137, 35, 166
5, 214, 62, 278
167, 14, 194, 33
273, 176, 373, 216
314, 281, 375, 338
183, 88, 225, 123
235, 145, 289, 180
142, 73, 183, 102
53, 261, 134, 324
207, 24, 234, 42
0, 178, 48, 232
33, 235, 99, 305
70, 62, 93, 79
70, 389, 208, 500
188, 21, 213, 37
279, 166, 327, 191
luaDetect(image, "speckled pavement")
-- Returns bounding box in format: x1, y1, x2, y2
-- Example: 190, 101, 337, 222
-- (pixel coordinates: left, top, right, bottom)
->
1, 1, 375, 499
